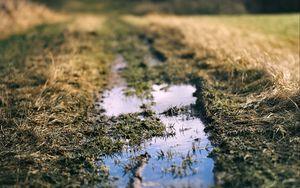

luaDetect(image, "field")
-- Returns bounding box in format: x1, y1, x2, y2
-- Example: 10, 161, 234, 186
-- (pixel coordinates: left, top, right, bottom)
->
0, 0, 299, 187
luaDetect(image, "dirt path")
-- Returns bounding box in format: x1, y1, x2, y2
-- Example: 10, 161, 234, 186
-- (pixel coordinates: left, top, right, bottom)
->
0, 1, 299, 187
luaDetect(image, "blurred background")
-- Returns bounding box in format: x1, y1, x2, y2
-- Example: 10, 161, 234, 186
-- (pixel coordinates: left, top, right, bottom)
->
32, 0, 300, 14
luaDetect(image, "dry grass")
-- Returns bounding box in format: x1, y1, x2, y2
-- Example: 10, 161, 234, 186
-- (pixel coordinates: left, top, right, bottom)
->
0, 0, 64, 39
1, 1, 299, 186
0, 12, 112, 185
126, 14, 300, 95
67, 15, 105, 33
0, 12, 169, 186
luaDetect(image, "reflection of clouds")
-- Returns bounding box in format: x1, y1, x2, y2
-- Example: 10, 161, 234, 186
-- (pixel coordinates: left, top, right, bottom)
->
101, 87, 144, 116
100, 84, 214, 188
152, 85, 197, 113
148, 116, 207, 153
102, 84, 197, 116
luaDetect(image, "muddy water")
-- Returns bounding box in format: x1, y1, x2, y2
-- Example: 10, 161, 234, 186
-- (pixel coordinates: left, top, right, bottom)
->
100, 84, 214, 188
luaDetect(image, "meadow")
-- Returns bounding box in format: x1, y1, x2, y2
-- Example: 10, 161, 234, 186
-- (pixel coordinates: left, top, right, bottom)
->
0, 0, 299, 187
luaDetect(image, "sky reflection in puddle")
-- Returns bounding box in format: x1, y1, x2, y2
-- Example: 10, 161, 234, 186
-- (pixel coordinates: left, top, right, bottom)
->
100, 84, 214, 188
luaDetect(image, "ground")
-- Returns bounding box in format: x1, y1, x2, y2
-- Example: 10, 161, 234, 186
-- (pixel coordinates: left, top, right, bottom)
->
0, 0, 299, 187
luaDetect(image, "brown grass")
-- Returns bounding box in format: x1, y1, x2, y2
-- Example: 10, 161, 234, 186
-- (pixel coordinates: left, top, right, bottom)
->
0, 12, 112, 186
67, 15, 105, 33
126, 15, 300, 95
0, 1, 299, 186
0, 0, 64, 39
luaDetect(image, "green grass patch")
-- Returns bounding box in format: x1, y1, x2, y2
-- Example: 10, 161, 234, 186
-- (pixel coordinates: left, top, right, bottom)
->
215, 14, 300, 45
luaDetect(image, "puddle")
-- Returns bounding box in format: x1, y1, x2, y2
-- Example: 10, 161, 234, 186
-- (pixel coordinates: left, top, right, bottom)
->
151, 84, 196, 113
100, 86, 146, 116
99, 84, 214, 188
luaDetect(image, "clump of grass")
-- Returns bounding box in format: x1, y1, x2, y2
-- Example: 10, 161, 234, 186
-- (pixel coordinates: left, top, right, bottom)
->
162, 106, 191, 116
163, 153, 198, 178
105, 113, 166, 146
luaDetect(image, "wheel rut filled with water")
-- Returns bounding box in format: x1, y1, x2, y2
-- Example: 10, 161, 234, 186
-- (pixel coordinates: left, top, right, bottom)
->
94, 55, 215, 187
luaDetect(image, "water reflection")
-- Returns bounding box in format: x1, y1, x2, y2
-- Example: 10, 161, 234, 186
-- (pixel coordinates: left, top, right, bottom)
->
99, 84, 214, 188
100, 87, 145, 116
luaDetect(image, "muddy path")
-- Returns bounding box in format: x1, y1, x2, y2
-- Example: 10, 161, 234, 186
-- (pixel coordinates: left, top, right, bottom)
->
96, 54, 214, 187
1, 1, 299, 187
89, 19, 218, 187
90, 18, 300, 188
